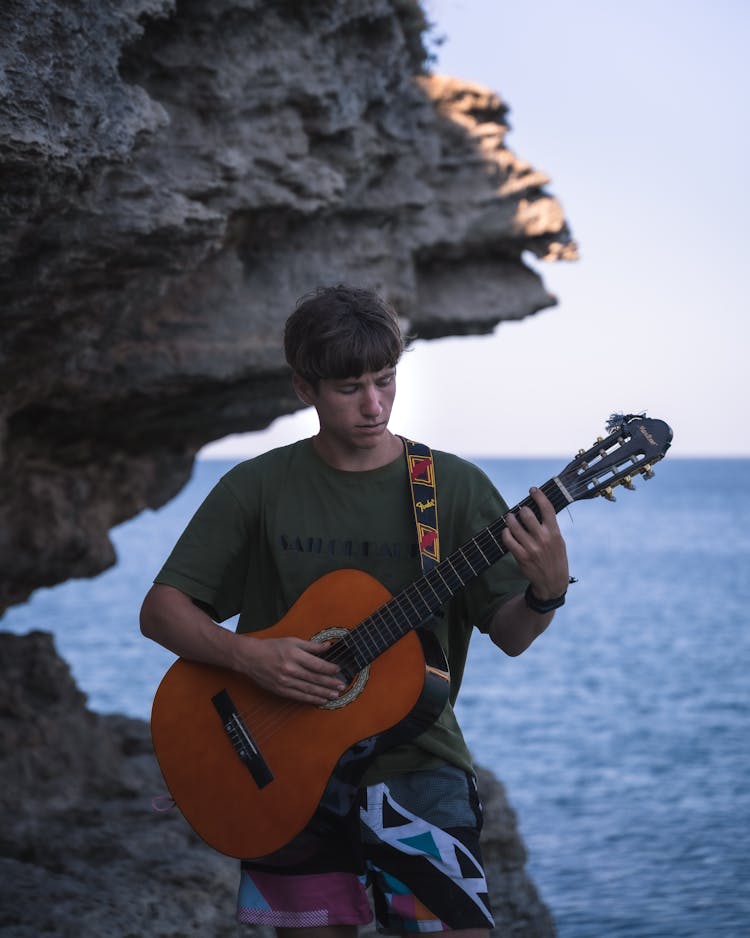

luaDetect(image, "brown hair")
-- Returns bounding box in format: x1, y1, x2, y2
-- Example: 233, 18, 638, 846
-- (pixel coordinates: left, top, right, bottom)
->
284, 285, 406, 387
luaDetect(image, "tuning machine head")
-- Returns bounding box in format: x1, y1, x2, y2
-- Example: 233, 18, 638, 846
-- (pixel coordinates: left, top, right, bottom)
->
561, 415, 672, 503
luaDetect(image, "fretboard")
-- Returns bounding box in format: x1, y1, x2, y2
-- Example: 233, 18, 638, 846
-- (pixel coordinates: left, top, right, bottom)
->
340, 476, 573, 670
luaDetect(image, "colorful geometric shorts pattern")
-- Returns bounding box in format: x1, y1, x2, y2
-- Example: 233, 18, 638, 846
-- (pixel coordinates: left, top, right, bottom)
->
237, 764, 495, 933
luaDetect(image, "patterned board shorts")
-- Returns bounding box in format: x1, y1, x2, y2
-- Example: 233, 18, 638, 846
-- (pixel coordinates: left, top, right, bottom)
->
237, 764, 495, 933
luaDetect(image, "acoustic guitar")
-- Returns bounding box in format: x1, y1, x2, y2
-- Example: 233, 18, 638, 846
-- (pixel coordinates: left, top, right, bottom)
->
150, 414, 672, 860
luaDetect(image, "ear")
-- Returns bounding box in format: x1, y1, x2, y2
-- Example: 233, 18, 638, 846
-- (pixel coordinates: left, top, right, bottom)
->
292, 372, 316, 406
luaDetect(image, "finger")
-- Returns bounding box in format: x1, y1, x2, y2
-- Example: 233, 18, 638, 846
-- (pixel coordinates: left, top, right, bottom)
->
517, 505, 542, 532
295, 647, 349, 687
528, 486, 559, 526
504, 507, 538, 549
302, 638, 335, 657
297, 640, 346, 676
280, 680, 340, 706
501, 513, 526, 553
283, 661, 345, 693
274, 664, 344, 701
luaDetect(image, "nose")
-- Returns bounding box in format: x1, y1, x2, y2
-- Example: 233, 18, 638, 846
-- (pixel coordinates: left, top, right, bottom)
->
361, 385, 383, 417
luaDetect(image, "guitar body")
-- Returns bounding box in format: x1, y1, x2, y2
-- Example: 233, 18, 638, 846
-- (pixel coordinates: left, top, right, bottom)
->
150, 568, 450, 860
151, 416, 673, 862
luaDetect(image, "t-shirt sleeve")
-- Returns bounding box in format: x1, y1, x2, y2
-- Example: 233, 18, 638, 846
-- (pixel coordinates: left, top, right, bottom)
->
154, 477, 251, 622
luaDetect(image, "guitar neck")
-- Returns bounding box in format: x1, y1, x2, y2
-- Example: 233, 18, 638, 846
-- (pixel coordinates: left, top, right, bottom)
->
343, 476, 573, 670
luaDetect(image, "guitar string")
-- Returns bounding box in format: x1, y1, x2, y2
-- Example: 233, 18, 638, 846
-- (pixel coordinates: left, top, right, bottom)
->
228, 604, 417, 740
231, 536, 476, 738
228, 503, 518, 744
232, 607, 411, 744
230, 597, 431, 744
224, 454, 652, 747
229, 479, 570, 743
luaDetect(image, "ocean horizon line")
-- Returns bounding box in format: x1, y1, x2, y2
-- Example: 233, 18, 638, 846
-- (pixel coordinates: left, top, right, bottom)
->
197, 450, 750, 462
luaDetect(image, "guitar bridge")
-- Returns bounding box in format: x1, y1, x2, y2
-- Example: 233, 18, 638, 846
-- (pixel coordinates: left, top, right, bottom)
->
212, 689, 273, 789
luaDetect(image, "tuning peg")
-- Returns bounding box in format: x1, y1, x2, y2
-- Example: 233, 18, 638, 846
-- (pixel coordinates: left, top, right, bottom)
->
601, 486, 616, 502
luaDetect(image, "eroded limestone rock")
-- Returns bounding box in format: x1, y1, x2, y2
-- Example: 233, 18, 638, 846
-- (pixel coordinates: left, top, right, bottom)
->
0, 0, 576, 611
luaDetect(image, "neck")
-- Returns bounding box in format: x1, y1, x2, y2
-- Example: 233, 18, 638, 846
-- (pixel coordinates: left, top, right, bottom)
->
311, 430, 403, 472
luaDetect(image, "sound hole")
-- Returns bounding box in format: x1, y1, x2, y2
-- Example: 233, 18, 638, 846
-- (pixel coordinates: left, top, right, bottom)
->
312, 626, 370, 710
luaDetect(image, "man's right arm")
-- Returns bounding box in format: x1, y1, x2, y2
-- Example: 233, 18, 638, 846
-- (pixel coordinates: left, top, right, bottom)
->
140, 584, 345, 705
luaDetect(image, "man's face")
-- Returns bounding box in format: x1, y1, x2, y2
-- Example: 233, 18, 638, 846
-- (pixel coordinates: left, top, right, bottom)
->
294, 366, 397, 453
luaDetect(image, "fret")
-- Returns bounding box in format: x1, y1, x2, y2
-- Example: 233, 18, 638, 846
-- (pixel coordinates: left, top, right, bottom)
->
542, 479, 570, 513
444, 561, 466, 592
344, 618, 376, 671
458, 547, 481, 576
412, 577, 443, 611
451, 552, 476, 583
380, 601, 406, 639
477, 537, 503, 566
345, 471, 575, 669
399, 587, 423, 620
432, 565, 453, 595
486, 527, 503, 550
471, 538, 490, 567
424, 570, 451, 604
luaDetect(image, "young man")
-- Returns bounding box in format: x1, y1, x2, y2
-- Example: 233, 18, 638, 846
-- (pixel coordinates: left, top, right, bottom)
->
140, 284, 570, 937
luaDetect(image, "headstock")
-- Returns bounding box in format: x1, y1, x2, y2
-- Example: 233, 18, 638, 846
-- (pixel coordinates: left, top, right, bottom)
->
558, 414, 673, 503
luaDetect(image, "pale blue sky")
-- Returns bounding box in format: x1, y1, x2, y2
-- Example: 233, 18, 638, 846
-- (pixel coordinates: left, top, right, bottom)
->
205, 0, 749, 459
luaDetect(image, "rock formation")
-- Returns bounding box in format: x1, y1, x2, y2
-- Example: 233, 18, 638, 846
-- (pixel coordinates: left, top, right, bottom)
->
0, 0, 576, 613
0, 631, 555, 937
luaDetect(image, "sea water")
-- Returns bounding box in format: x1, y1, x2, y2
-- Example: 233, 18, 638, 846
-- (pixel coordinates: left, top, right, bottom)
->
3, 456, 749, 937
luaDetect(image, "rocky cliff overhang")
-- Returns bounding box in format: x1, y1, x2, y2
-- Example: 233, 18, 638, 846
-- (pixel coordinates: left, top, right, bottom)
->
0, 0, 577, 613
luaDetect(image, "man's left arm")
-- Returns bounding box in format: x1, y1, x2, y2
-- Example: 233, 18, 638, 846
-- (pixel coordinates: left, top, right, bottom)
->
489, 486, 570, 657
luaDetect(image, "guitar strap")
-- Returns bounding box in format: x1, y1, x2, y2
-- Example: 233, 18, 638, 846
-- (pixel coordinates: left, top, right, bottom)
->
401, 437, 440, 573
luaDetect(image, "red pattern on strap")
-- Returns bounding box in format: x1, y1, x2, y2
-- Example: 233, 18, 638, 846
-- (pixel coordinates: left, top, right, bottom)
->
410, 457, 432, 481
402, 438, 439, 572
419, 530, 437, 551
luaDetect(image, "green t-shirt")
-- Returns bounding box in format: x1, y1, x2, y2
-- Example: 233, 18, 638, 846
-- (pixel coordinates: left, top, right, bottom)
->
155, 438, 527, 781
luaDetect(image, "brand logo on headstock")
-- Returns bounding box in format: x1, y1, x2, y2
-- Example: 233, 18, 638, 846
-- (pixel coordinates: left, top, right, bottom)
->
638, 424, 657, 447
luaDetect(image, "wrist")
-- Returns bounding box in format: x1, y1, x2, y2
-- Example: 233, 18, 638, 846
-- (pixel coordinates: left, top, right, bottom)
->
524, 583, 566, 614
